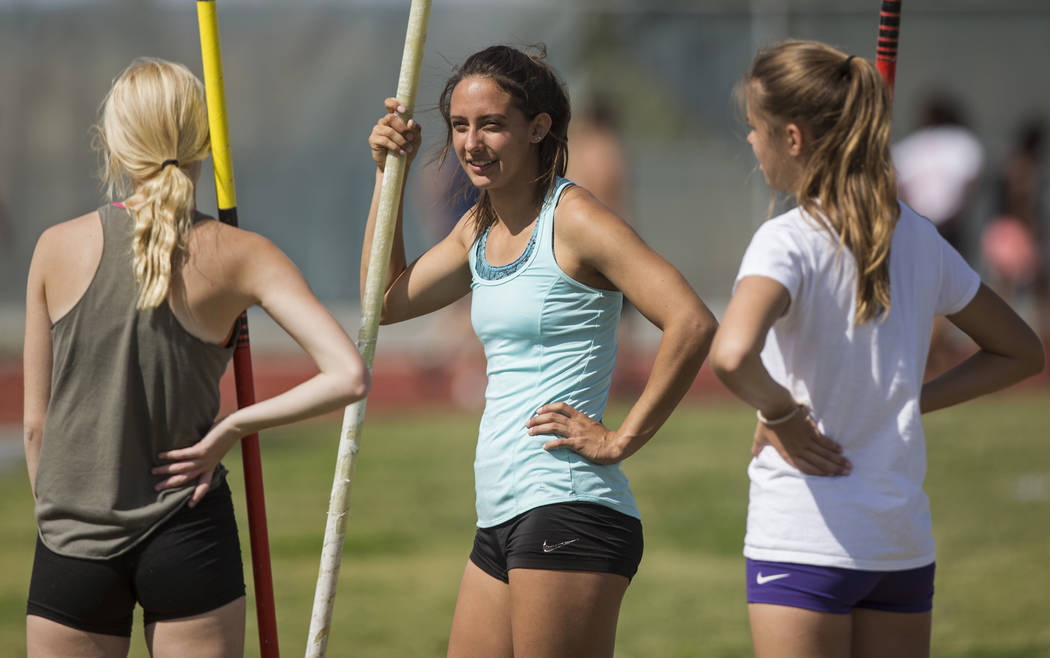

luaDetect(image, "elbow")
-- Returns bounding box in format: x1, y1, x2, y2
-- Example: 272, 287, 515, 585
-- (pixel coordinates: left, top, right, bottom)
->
23, 423, 43, 451
330, 359, 371, 407
342, 366, 371, 404
1006, 327, 1046, 381
669, 302, 719, 362
708, 334, 751, 384
1021, 338, 1046, 379
693, 308, 719, 357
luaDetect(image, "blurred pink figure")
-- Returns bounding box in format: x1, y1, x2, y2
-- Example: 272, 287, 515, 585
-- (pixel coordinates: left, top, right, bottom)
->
981, 119, 1049, 340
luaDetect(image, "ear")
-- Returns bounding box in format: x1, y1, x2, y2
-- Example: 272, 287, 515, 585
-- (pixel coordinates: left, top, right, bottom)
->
784, 123, 805, 157
529, 113, 553, 143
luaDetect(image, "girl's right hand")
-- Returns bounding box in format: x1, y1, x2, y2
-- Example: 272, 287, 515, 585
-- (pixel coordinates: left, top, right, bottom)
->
369, 97, 422, 172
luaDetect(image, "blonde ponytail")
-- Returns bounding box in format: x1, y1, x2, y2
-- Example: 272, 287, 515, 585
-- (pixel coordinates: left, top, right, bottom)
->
744, 40, 899, 324
95, 58, 210, 309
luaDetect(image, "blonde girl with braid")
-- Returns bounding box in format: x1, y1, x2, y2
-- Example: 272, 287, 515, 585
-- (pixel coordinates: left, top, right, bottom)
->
23, 58, 368, 657
710, 40, 1043, 658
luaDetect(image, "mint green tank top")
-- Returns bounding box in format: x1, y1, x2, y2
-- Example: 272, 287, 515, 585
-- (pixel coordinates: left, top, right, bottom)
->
468, 178, 640, 527
34, 204, 234, 558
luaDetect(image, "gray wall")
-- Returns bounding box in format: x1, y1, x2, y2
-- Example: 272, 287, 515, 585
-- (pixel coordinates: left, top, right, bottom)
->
2, 1, 1049, 352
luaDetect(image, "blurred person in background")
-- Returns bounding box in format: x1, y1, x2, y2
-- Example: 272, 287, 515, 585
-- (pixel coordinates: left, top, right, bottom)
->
712, 40, 1044, 658
362, 44, 716, 658
893, 93, 986, 370
893, 92, 984, 256
23, 58, 368, 657
566, 93, 628, 218
981, 118, 1049, 341
566, 93, 643, 394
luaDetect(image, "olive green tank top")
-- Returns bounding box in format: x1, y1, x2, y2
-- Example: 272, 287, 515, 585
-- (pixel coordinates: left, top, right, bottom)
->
34, 203, 235, 559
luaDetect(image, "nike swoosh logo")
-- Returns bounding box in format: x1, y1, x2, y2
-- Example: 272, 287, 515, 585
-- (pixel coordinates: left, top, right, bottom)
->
756, 572, 790, 585
542, 538, 581, 553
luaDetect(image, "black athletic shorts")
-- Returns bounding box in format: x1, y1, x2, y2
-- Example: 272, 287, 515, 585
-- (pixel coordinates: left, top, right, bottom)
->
26, 479, 245, 637
469, 502, 644, 583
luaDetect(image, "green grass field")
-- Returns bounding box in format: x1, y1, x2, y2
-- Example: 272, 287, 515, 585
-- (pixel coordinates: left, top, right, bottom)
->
1, 392, 1048, 656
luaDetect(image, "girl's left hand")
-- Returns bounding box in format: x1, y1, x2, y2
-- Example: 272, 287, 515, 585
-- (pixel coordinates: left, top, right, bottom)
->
152, 418, 243, 506
528, 402, 628, 465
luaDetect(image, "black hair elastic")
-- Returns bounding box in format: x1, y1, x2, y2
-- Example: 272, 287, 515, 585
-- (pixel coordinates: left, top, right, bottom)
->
840, 55, 855, 77
161, 159, 179, 169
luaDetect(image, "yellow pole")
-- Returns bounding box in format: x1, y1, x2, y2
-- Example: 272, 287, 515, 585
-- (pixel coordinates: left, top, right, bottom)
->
198, 2, 280, 656
198, 1, 237, 211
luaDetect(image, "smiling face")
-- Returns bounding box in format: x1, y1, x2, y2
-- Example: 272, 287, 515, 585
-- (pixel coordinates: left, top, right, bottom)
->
449, 75, 549, 192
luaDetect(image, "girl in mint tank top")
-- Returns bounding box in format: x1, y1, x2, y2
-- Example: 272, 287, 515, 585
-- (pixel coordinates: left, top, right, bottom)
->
362, 45, 718, 657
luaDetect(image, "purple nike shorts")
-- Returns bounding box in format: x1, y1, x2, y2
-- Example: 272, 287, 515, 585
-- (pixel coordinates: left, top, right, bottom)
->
746, 558, 935, 614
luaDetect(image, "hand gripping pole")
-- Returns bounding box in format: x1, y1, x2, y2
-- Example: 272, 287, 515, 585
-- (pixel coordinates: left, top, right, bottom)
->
305, 2, 432, 656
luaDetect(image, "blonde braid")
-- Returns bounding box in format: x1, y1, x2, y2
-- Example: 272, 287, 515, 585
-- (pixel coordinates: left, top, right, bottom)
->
95, 58, 210, 309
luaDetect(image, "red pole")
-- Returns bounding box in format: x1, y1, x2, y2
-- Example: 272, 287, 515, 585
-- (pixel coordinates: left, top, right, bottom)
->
876, 0, 902, 92
230, 315, 279, 658
198, 2, 279, 655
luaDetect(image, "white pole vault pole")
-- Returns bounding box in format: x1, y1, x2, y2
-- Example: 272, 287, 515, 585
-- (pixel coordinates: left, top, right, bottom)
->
305, 1, 431, 656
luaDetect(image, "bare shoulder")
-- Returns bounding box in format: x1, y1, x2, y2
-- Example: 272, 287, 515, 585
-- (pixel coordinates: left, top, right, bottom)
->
182, 220, 296, 302
32, 210, 103, 275
186, 218, 284, 264
447, 206, 481, 252
554, 185, 634, 245
36, 210, 101, 252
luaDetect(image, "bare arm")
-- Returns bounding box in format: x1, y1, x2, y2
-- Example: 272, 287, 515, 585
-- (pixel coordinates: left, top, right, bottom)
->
921, 284, 1044, 413
709, 276, 797, 415
527, 190, 718, 462
362, 98, 472, 324
23, 232, 54, 494
155, 232, 370, 504
229, 233, 370, 430
709, 275, 851, 476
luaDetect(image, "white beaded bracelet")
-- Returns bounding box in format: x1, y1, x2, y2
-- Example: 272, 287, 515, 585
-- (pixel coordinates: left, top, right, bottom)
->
756, 404, 804, 426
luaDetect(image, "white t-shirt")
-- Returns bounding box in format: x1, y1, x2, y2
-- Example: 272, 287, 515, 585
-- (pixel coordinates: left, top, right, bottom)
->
736, 202, 980, 570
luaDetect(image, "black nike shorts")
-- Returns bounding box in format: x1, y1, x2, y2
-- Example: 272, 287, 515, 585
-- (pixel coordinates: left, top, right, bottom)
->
27, 479, 245, 637
469, 502, 643, 583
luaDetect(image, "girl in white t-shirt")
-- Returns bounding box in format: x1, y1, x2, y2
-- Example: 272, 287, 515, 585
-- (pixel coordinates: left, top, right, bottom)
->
710, 40, 1044, 658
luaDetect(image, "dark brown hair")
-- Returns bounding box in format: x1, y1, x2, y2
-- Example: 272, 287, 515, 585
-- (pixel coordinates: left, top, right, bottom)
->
438, 45, 570, 238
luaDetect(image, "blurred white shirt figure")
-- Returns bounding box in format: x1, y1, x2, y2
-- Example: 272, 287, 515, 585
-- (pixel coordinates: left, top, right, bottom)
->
892, 94, 984, 254
893, 125, 983, 227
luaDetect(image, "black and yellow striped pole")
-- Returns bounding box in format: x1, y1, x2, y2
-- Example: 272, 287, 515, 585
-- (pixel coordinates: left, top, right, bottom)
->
197, 2, 280, 656
305, 1, 431, 655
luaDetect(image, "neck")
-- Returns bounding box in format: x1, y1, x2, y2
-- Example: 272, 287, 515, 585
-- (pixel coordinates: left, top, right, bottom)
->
489, 154, 549, 232
490, 183, 543, 233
